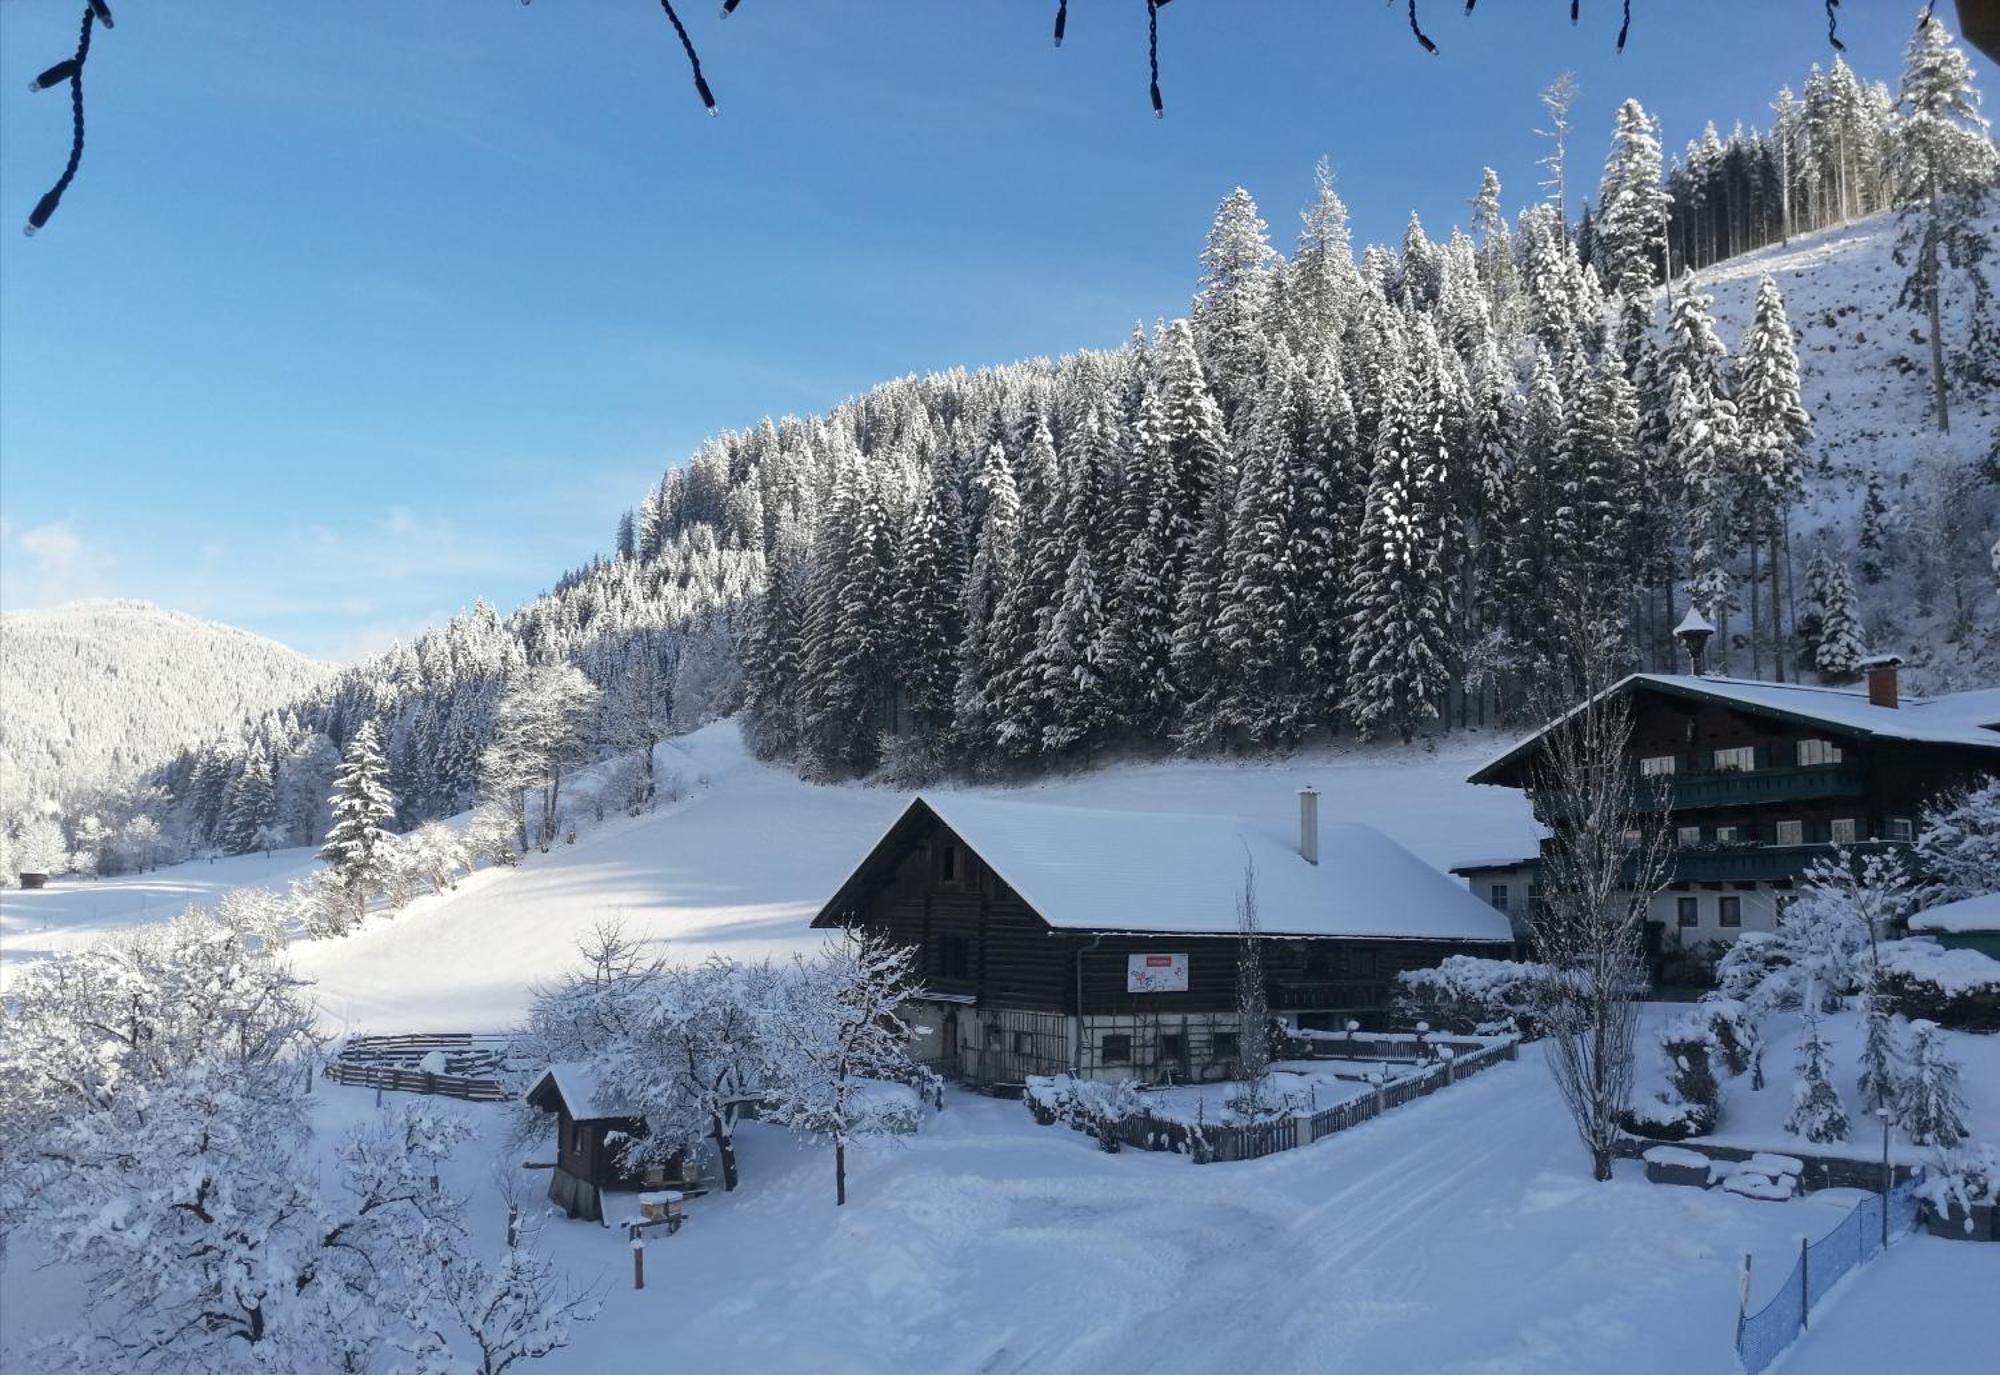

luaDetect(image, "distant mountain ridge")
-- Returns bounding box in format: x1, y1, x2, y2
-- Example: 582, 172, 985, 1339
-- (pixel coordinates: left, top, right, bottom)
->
0, 600, 328, 810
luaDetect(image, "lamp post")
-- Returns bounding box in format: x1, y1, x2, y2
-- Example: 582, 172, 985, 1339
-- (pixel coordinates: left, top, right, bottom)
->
1876, 1106, 1892, 1250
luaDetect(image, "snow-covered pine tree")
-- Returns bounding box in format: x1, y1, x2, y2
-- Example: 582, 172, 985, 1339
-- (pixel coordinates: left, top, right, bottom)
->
1595, 98, 1672, 294
1664, 291, 1743, 670
1856, 471, 1892, 583
319, 722, 395, 929
888, 475, 962, 754
1856, 987, 1905, 1117
1341, 328, 1456, 744
742, 524, 808, 760
1815, 556, 1866, 679
1192, 188, 1277, 426
1891, 12, 2000, 433
1733, 275, 1812, 680
1785, 1009, 1850, 1143
1900, 1018, 1967, 1147
598, 635, 673, 809
1284, 158, 1361, 354
1038, 547, 1113, 758
223, 752, 280, 855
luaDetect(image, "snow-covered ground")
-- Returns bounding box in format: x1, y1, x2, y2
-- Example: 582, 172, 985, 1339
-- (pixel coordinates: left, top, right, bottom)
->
3, 719, 1541, 1030
12, 1040, 1984, 1375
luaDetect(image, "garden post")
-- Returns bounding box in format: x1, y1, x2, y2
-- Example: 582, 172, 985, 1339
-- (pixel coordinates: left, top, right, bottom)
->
632, 1235, 646, 1290
1799, 1236, 1809, 1329
1877, 1107, 1891, 1251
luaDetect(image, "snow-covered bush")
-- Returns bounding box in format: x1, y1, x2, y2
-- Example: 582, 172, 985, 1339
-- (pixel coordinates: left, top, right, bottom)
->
1878, 939, 2000, 1031
209, 883, 296, 952
1620, 1094, 1716, 1142
1715, 932, 1797, 1010
1659, 1011, 1722, 1118
384, 821, 473, 902
1023, 1074, 1198, 1154
1915, 777, 2000, 905
1917, 1143, 1999, 1232
1901, 1019, 1968, 1148
1697, 996, 1760, 1080
1394, 956, 1551, 1038
1856, 987, 1906, 1115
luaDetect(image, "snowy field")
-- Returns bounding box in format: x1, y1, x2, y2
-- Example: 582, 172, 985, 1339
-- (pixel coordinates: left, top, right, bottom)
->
1, 719, 1542, 1030
9, 1034, 1991, 1375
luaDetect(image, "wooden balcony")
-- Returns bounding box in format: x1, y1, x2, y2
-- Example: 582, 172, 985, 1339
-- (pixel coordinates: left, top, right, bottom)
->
1533, 763, 1866, 821
1638, 839, 1910, 885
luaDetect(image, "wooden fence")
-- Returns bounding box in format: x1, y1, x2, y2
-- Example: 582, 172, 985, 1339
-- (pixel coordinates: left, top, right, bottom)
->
1198, 1037, 1520, 1164
322, 1032, 518, 1102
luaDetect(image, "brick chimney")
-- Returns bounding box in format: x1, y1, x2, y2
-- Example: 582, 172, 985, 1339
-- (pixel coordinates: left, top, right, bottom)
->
1298, 787, 1319, 865
1860, 653, 1904, 709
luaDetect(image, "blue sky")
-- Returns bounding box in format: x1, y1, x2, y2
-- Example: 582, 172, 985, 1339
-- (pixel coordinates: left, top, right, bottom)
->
0, 1, 1975, 661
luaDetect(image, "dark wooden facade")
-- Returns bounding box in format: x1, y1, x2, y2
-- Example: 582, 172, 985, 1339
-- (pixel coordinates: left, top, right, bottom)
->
814, 800, 1506, 1083
526, 1071, 695, 1221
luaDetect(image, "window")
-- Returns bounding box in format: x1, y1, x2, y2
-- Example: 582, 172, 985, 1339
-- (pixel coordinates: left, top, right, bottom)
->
1212, 1031, 1241, 1061
1829, 817, 1858, 845
1719, 896, 1742, 928
1160, 1032, 1187, 1064
1887, 816, 1915, 843
1101, 1033, 1132, 1065
1713, 746, 1757, 772
1775, 819, 1804, 846
1677, 896, 1700, 928
1797, 738, 1843, 766
984, 1022, 1002, 1049
1639, 754, 1678, 777
1013, 1029, 1033, 1056
936, 842, 969, 888
1488, 883, 1509, 913
939, 932, 971, 980
1678, 825, 1702, 847
1715, 826, 1740, 845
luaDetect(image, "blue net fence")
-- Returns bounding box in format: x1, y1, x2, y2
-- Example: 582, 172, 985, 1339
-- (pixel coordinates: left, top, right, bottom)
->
1735, 1183, 1921, 1374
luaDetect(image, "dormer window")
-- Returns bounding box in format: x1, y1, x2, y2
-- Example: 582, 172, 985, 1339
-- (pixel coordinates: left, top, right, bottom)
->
1713, 746, 1756, 772
1797, 738, 1843, 766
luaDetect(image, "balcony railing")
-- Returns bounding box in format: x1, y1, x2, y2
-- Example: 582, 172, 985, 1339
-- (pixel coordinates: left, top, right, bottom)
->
1635, 839, 1910, 886
1532, 763, 1866, 821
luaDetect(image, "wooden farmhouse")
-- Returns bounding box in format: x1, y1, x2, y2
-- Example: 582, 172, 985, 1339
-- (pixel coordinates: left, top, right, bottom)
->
526, 1064, 697, 1222
812, 791, 1512, 1087
1458, 645, 2000, 953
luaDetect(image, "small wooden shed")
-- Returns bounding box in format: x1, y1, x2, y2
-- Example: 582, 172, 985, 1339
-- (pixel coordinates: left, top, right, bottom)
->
525, 1063, 699, 1222
525, 1063, 648, 1223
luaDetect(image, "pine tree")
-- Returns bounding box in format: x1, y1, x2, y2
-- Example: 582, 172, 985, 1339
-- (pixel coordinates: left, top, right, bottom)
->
1900, 1018, 1966, 1147
1815, 557, 1865, 679
889, 476, 962, 742
1785, 1011, 1850, 1143
1595, 99, 1672, 294
1341, 337, 1455, 744
1665, 291, 1743, 670
1856, 988, 1904, 1117
1735, 275, 1812, 680
320, 722, 396, 929
1857, 471, 1891, 584
223, 753, 279, 855
1192, 189, 1277, 425
1285, 158, 1361, 353
1892, 12, 2000, 433
1038, 547, 1112, 758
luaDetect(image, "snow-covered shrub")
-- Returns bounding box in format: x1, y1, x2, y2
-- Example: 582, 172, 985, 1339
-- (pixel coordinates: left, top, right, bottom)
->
1394, 956, 1551, 1038
1856, 987, 1906, 1115
1878, 940, 2000, 1031
1697, 996, 1758, 1079
1785, 1013, 1851, 1143
1659, 1011, 1722, 1119
209, 884, 295, 952
1915, 777, 2000, 905
386, 820, 472, 899
1901, 1019, 1968, 1148
1917, 1143, 1999, 1232
1620, 1093, 1716, 1142
292, 867, 358, 939
1715, 931, 1797, 1010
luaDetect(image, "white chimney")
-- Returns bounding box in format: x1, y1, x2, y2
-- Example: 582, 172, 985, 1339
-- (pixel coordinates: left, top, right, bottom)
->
1298, 787, 1319, 866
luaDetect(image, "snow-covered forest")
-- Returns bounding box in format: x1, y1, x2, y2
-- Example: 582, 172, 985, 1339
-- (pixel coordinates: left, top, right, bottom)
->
12, 22, 1997, 872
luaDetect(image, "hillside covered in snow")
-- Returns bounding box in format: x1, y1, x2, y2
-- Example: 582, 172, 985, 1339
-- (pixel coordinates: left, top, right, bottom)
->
0, 601, 327, 813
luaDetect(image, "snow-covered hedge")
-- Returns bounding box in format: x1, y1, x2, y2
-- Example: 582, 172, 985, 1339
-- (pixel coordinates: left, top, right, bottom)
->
1918, 1143, 1999, 1227
1394, 956, 1551, 1038
1620, 1093, 1718, 1142
1023, 1075, 1199, 1155
1878, 940, 2000, 1032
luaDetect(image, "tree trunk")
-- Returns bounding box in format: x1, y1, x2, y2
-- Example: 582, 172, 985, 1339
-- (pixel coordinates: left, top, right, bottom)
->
710, 1111, 739, 1193
1925, 179, 1952, 434
1748, 536, 1762, 681
1769, 517, 1787, 683
835, 1141, 847, 1206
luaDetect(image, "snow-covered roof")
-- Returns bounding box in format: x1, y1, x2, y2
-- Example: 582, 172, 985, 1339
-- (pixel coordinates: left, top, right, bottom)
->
1674, 605, 1715, 635
849, 793, 1511, 943
1470, 673, 2000, 784
527, 1061, 631, 1120
1909, 892, 2000, 935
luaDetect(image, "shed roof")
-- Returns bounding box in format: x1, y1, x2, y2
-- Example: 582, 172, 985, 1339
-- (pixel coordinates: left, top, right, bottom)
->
1908, 891, 2000, 935
1469, 674, 2000, 786
526, 1061, 635, 1122
820, 793, 1512, 944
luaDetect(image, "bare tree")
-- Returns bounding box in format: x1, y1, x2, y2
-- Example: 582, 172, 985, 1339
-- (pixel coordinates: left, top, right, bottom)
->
1536, 71, 1580, 222
1234, 858, 1271, 1115
1526, 577, 1670, 1181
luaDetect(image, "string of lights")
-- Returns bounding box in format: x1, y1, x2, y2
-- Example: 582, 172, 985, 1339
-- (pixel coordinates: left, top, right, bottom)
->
10, 0, 1914, 238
